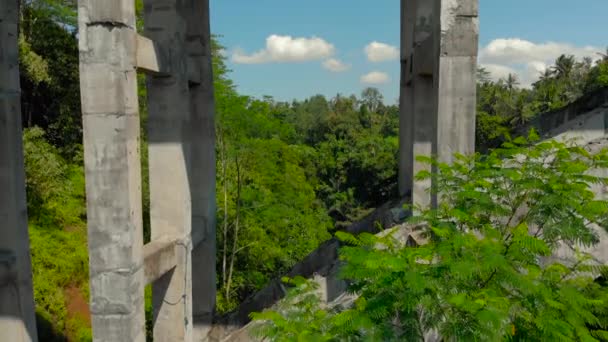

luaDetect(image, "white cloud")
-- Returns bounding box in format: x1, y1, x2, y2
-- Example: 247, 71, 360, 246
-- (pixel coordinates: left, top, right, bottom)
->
479, 38, 602, 87
360, 71, 390, 84
322, 58, 351, 72
232, 34, 335, 64
365, 41, 399, 62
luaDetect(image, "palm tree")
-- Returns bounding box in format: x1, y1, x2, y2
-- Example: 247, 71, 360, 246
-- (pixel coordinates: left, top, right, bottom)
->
552, 54, 576, 79
598, 47, 608, 62
505, 73, 520, 91
476, 67, 492, 84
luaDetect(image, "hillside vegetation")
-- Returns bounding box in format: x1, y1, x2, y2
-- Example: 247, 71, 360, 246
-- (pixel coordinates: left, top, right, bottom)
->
14, 0, 608, 340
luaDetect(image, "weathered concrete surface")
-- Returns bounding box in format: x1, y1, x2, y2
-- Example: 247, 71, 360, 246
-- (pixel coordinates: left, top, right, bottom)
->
78, 0, 145, 340
143, 237, 178, 285
516, 87, 608, 143
185, 1, 218, 341
398, 0, 415, 197
143, 1, 194, 341
399, 0, 478, 210
0, 1, 39, 341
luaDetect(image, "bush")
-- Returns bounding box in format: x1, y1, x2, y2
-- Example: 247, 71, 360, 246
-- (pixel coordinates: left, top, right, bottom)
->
23, 127, 91, 340
252, 133, 608, 341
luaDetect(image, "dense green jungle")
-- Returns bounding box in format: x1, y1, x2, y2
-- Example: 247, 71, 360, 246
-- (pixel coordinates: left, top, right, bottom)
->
14, 1, 608, 341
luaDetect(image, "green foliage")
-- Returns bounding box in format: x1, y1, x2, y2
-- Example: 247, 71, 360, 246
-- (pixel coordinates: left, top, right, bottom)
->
23, 127, 85, 228
18, 4, 608, 338
250, 277, 354, 341
20, 0, 81, 157
23, 127, 90, 340
253, 134, 608, 341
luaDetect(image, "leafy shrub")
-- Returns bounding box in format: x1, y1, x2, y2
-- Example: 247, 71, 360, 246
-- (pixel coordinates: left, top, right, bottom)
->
252, 133, 608, 341
23, 127, 91, 340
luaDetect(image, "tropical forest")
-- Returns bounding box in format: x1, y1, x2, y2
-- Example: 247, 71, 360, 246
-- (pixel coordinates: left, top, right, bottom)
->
11, 0, 608, 341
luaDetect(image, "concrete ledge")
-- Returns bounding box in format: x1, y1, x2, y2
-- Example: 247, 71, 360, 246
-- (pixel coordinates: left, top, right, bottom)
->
136, 34, 170, 76
143, 237, 178, 285
414, 36, 435, 76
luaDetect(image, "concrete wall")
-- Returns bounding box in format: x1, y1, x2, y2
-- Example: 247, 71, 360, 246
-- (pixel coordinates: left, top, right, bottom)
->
516, 87, 608, 145
0, 1, 39, 340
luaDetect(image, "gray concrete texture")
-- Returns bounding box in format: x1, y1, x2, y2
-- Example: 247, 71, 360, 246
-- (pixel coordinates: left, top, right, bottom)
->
77, 0, 217, 340
78, 0, 146, 340
398, 0, 478, 212
0, 0, 39, 340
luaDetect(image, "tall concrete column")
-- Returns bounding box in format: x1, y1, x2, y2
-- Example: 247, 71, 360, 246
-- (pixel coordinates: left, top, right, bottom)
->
77, 1, 146, 340
411, 0, 438, 211
143, 1, 194, 340
186, 0, 217, 340
435, 0, 478, 166
398, 0, 415, 198
0, 1, 39, 341
399, 0, 478, 210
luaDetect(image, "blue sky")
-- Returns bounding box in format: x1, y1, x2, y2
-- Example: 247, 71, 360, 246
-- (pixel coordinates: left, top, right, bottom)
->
210, 0, 608, 104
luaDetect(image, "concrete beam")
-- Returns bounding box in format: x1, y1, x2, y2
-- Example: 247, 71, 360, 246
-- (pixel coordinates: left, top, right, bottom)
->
77, 0, 145, 341
143, 237, 178, 285
136, 34, 169, 76
0, 1, 39, 340
415, 36, 435, 77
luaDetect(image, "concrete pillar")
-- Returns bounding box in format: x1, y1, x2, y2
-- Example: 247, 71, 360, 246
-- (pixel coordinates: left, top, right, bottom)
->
399, 0, 478, 210
143, 1, 193, 340
185, 0, 217, 340
411, 0, 438, 211
77, 1, 146, 341
435, 0, 478, 166
0, 1, 39, 341
398, 0, 415, 198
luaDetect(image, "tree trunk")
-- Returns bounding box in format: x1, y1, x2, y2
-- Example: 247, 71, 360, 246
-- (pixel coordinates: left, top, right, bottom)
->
225, 153, 241, 302
220, 130, 229, 289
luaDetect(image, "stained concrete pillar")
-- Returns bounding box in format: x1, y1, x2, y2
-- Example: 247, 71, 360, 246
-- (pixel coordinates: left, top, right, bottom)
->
77, 1, 146, 340
185, 0, 217, 340
0, 1, 39, 341
143, 1, 194, 340
399, 0, 478, 210
398, 0, 415, 198
411, 0, 438, 211
435, 0, 478, 166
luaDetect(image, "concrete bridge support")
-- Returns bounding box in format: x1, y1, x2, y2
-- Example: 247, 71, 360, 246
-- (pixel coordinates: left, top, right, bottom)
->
77, 0, 216, 340
78, 0, 146, 340
0, 1, 39, 341
399, 0, 479, 210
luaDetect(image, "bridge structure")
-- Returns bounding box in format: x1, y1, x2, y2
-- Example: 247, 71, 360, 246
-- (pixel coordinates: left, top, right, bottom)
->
0, 0, 479, 341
